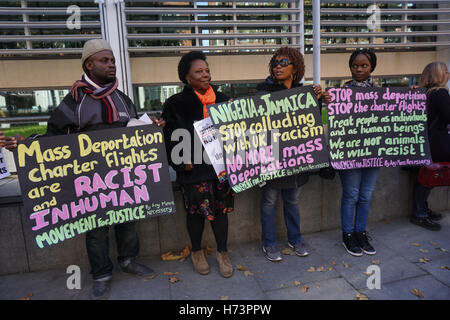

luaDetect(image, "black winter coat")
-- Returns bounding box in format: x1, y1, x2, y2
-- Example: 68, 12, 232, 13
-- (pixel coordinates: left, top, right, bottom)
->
162, 84, 230, 184
255, 77, 310, 189
44, 89, 136, 136
427, 88, 450, 162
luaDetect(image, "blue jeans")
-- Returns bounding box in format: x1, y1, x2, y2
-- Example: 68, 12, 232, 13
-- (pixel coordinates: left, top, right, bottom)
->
86, 222, 139, 280
260, 186, 302, 247
338, 168, 380, 234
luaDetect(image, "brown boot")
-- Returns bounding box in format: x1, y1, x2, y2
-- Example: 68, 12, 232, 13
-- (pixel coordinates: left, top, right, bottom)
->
191, 250, 210, 275
216, 251, 233, 278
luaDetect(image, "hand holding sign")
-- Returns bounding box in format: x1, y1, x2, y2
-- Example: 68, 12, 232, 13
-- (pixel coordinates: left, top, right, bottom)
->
4, 134, 25, 151
0, 130, 4, 148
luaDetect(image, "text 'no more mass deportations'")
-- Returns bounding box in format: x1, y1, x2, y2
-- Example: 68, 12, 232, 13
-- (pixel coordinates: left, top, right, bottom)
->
207, 86, 330, 193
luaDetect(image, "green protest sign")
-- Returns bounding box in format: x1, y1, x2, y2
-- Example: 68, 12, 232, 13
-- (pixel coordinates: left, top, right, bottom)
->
207, 86, 330, 193
14, 125, 176, 248
327, 87, 432, 169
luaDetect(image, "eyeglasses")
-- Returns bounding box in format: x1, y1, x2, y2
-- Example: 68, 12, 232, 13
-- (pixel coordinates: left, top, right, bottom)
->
272, 58, 293, 68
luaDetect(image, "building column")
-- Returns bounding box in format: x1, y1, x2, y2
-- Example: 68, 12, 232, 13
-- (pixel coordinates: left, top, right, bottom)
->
97, 0, 134, 101
437, 2, 450, 87
312, 0, 320, 85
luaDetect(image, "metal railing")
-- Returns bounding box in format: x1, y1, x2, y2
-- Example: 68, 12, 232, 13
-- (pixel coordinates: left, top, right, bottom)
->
0, 0, 101, 55
0, 0, 304, 56
319, 0, 450, 50
0, 1, 448, 55
123, 0, 304, 54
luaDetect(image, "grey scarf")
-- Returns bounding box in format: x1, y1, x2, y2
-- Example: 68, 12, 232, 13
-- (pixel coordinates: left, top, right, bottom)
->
347, 76, 374, 88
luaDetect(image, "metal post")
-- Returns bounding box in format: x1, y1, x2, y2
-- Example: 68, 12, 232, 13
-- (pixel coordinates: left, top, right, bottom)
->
402, 2, 408, 44
95, 0, 106, 39
312, 0, 320, 85
437, 1, 450, 88
194, 2, 199, 47
21, 0, 32, 50
290, 2, 297, 47
96, 0, 134, 101
299, 0, 304, 56
233, 0, 237, 47
116, 0, 134, 102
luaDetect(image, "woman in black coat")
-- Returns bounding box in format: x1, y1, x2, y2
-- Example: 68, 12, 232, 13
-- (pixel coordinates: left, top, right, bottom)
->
162, 51, 234, 278
410, 61, 450, 231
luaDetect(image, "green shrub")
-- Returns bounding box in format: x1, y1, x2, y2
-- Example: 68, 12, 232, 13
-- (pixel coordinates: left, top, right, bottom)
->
1, 125, 47, 138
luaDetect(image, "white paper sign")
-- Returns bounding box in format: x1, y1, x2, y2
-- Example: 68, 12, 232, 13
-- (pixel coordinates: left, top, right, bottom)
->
193, 117, 226, 182
0, 148, 10, 179
138, 113, 153, 124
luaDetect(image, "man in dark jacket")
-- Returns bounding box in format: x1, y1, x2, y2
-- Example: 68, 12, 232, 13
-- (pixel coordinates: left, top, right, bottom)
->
6, 39, 161, 299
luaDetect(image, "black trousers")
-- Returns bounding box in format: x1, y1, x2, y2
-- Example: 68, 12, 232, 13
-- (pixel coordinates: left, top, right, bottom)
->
186, 213, 228, 252
85, 221, 139, 280
412, 182, 433, 218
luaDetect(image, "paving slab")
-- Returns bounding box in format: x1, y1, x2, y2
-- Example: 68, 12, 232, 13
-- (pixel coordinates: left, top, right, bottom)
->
370, 214, 450, 263
303, 226, 430, 290
265, 277, 360, 300
234, 243, 340, 292
413, 255, 450, 287
0, 268, 82, 300
0, 213, 449, 300
359, 275, 450, 300
103, 258, 172, 300
161, 249, 266, 300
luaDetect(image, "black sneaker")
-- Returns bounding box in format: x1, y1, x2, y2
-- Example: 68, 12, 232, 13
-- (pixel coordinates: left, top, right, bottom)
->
91, 278, 111, 300
342, 232, 363, 257
410, 216, 441, 231
427, 209, 443, 221
355, 231, 376, 255
120, 259, 157, 280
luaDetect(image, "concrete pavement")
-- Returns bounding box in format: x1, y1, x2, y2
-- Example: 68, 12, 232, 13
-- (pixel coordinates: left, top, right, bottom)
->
1, 212, 449, 301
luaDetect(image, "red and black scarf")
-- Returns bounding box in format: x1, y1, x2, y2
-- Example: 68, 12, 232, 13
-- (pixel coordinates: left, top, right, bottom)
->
70, 74, 119, 124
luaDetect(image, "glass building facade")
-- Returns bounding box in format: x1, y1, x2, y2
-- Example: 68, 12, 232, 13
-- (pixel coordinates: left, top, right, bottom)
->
0, 1, 447, 124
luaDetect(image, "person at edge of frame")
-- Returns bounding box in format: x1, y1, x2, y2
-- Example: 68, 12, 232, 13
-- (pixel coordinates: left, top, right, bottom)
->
410, 61, 450, 231
5, 39, 166, 300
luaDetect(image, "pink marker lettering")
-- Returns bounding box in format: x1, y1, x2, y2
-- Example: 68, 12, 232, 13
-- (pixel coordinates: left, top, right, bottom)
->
147, 163, 162, 183
74, 176, 92, 197
30, 209, 50, 231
